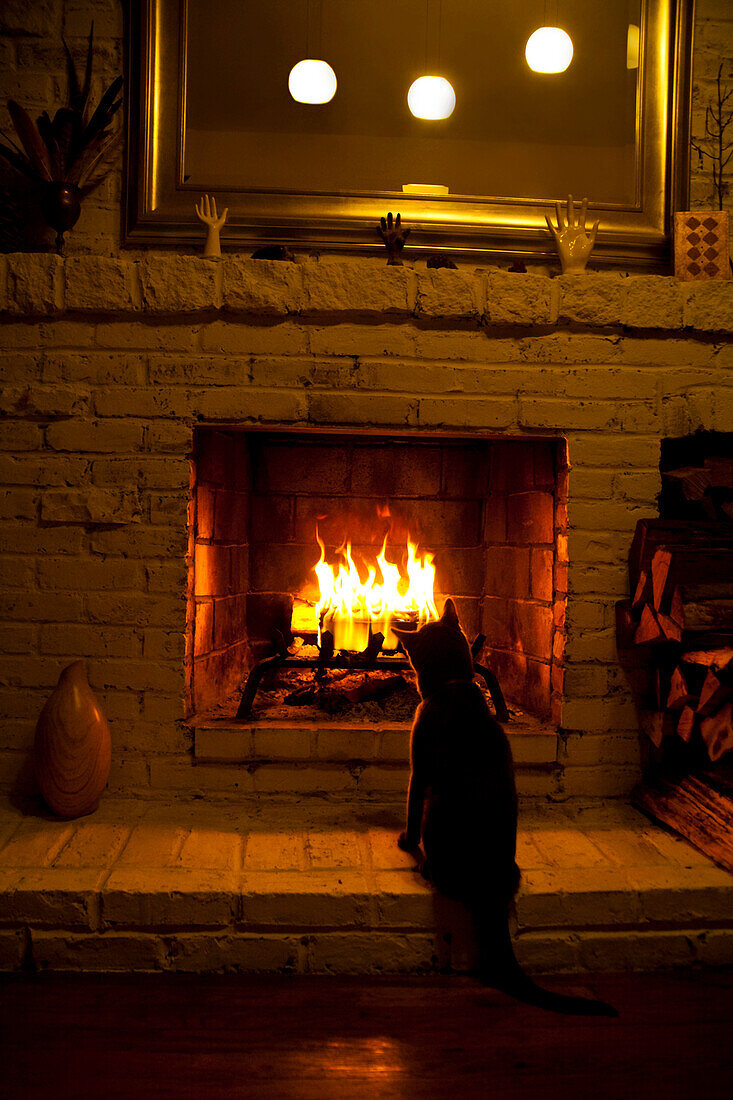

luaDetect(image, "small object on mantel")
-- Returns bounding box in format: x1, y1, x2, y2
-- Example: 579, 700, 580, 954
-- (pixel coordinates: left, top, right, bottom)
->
545, 194, 599, 273
378, 211, 410, 266
194, 194, 228, 258
34, 661, 111, 819
426, 255, 457, 269
0, 22, 123, 254
674, 211, 730, 281
251, 245, 296, 261
402, 184, 450, 196
508, 260, 527, 273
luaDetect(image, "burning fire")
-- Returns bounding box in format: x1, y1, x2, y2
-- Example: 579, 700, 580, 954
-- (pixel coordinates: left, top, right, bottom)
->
313, 528, 438, 651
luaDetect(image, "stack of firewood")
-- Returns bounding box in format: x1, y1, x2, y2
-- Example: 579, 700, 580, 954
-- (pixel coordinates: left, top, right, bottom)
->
617, 519, 733, 762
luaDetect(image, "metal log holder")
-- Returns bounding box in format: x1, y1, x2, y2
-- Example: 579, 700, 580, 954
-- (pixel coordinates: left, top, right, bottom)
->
235, 628, 510, 722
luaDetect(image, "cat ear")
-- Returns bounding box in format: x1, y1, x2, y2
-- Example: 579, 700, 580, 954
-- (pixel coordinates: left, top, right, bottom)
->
392, 625, 416, 650
441, 598, 460, 627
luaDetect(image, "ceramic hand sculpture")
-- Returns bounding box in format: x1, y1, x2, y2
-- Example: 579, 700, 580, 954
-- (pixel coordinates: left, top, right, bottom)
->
546, 195, 599, 274
378, 211, 410, 266
195, 194, 228, 258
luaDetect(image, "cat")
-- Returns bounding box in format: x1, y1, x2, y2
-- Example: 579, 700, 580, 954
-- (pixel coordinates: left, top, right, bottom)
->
393, 598, 617, 1017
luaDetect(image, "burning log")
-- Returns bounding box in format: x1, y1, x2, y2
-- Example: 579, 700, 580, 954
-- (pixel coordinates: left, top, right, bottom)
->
285, 673, 407, 713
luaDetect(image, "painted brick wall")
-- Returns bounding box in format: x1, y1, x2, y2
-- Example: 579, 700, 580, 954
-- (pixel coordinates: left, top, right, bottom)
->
0, 1, 731, 256
0, 257, 732, 801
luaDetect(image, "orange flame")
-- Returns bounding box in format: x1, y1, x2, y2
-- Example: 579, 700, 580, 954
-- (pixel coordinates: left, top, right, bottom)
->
313, 527, 438, 651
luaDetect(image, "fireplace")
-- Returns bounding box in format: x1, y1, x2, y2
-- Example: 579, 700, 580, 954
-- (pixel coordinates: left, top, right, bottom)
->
188, 429, 568, 727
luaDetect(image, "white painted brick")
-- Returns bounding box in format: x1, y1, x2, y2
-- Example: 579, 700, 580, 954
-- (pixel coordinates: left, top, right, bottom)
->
201, 321, 308, 355
198, 387, 308, 423
162, 932, 301, 972
303, 258, 414, 314
5, 253, 63, 314
242, 870, 373, 927
683, 280, 733, 333
95, 322, 202, 351
223, 257, 304, 314
308, 392, 419, 427
43, 351, 146, 386
0, 866, 107, 927
623, 275, 684, 329
558, 273, 626, 326
102, 868, 238, 926
485, 269, 556, 325
40, 488, 141, 525
416, 268, 481, 319
0, 928, 25, 970
32, 931, 165, 971
65, 257, 136, 312
46, 419, 144, 453
306, 932, 438, 974
418, 396, 516, 428
139, 255, 221, 313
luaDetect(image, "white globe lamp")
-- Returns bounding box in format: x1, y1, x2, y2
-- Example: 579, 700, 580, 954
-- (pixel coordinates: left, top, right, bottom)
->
288, 59, 337, 104
407, 76, 456, 121
525, 27, 574, 74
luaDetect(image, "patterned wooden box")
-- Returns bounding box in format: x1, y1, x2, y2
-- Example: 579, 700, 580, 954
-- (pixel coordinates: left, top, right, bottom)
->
674, 210, 730, 281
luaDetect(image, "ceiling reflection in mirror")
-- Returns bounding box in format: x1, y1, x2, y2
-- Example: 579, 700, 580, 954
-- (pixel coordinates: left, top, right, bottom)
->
183, 0, 642, 204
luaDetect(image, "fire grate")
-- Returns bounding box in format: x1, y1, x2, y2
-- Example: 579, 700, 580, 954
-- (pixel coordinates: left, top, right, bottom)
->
236, 629, 509, 721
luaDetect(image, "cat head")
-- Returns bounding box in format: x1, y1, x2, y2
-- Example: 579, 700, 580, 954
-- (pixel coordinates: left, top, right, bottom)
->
393, 598, 474, 699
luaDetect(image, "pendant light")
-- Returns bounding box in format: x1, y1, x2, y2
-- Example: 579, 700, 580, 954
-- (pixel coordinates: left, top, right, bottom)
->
289, 0, 337, 104
525, 0, 573, 74
408, 0, 455, 120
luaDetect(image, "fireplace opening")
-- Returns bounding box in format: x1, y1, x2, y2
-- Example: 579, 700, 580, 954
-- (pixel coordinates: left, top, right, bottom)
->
187, 430, 568, 727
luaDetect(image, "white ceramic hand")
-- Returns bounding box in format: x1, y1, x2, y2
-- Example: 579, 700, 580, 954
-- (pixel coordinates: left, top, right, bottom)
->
194, 194, 228, 259
546, 195, 599, 274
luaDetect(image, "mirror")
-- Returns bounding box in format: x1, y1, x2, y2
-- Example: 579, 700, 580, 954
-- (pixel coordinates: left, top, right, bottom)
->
125, 0, 693, 264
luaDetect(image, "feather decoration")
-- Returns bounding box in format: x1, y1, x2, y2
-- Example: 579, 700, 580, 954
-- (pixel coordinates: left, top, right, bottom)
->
78, 131, 122, 193
0, 140, 38, 180
80, 24, 95, 123
0, 21, 122, 215
7, 101, 53, 181
83, 77, 123, 149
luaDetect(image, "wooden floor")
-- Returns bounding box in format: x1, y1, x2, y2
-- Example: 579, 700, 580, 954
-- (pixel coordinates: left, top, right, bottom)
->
2, 969, 732, 1100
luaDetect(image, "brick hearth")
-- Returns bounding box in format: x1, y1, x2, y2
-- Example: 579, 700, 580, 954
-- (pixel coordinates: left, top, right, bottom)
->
1, 795, 731, 975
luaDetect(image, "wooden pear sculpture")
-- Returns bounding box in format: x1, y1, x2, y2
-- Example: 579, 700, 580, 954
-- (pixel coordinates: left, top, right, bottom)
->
34, 661, 111, 818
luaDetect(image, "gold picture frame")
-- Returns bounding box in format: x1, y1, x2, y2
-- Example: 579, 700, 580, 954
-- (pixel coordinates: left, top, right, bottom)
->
124, 0, 694, 265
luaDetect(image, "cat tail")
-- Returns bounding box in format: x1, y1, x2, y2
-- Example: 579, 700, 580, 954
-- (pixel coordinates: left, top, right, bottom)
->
472, 903, 618, 1018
